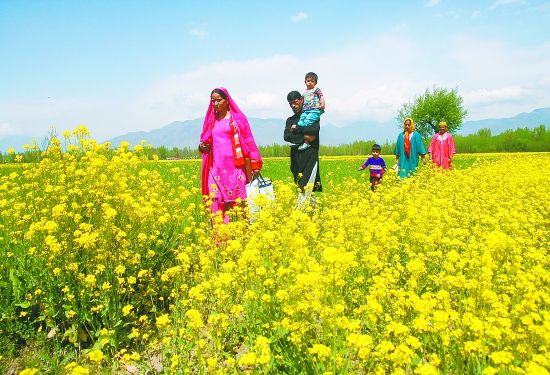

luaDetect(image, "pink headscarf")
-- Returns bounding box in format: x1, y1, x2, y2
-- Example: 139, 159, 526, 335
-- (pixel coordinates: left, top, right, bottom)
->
200, 87, 246, 143
200, 87, 262, 195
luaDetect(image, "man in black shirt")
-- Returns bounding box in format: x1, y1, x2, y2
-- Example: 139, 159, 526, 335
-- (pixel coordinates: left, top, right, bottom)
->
284, 91, 322, 193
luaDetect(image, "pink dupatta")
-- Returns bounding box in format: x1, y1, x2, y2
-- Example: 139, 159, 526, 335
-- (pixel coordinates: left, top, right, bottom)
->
199, 87, 262, 196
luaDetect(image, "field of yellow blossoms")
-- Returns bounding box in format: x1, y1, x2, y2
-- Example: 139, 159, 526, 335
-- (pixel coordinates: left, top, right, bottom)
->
1, 129, 549, 374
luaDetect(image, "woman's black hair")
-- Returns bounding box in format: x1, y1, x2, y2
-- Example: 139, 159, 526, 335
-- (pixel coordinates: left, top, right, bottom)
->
211, 88, 228, 99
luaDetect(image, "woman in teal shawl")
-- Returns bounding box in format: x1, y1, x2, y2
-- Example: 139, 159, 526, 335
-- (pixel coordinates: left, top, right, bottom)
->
394, 118, 426, 178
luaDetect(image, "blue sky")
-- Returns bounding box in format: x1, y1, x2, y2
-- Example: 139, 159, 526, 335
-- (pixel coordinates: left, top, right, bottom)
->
1, 0, 549, 141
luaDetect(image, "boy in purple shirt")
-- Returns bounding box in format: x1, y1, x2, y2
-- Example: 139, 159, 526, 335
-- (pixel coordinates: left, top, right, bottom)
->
359, 144, 387, 191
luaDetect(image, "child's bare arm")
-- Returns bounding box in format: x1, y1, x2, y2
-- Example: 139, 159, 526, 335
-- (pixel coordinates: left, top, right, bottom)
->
319, 95, 325, 110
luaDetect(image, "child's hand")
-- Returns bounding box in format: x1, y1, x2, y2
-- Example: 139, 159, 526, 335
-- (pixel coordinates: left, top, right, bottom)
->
358, 167, 363, 171
198, 142, 211, 153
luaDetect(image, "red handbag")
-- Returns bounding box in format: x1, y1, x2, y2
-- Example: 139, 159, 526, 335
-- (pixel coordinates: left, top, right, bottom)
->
230, 119, 246, 167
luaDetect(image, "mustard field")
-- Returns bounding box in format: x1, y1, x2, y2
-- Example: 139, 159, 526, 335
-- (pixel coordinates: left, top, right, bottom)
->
1, 132, 549, 374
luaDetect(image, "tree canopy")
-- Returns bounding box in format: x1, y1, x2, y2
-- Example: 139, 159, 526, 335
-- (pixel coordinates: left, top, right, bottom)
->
396, 86, 468, 139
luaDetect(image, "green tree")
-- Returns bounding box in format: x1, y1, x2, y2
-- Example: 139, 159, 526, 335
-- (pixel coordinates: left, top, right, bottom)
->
156, 145, 169, 160
396, 86, 468, 138
477, 128, 492, 137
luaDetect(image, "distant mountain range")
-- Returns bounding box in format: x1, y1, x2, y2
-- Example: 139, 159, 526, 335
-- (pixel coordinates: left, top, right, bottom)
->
106, 107, 550, 149
106, 118, 400, 149
2, 107, 549, 152
458, 107, 550, 135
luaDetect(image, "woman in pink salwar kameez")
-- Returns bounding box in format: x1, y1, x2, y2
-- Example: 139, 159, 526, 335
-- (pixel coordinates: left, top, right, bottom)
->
198, 88, 263, 220
428, 121, 456, 169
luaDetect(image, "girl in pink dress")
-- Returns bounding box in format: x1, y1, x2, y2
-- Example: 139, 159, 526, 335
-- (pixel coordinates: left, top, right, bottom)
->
428, 121, 456, 169
198, 88, 263, 221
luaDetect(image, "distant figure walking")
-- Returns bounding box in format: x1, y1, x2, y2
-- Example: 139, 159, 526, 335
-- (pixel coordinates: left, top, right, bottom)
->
359, 144, 387, 191
394, 118, 426, 178
428, 121, 456, 169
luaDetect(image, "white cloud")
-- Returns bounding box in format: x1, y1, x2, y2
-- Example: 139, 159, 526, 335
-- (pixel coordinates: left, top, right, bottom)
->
242, 91, 279, 110
441, 35, 550, 119
291, 12, 308, 23
426, 0, 441, 7
0, 97, 134, 141
189, 28, 206, 39
1, 33, 549, 140
140, 54, 301, 121
471, 10, 480, 19
463, 86, 525, 104
138, 34, 428, 128
136, 33, 550, 126
463, 80, 550, 119
490, 0, 524, 10
0, 123, 17, 137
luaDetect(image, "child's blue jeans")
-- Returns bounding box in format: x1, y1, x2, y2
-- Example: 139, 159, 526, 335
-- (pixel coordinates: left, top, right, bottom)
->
297, 109, 322, 127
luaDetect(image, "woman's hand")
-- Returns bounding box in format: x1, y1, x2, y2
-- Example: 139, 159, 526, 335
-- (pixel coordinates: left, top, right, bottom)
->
251, 170, 261, 180
198, 142, 211, 153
